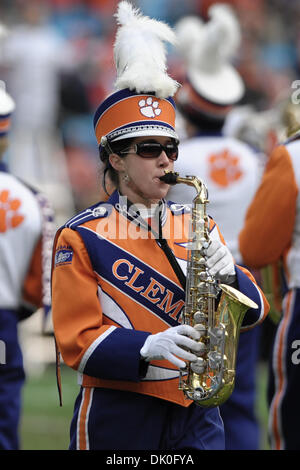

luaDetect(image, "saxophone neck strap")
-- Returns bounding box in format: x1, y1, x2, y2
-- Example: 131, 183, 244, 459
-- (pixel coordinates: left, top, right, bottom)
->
158, 237, 186, 290
122, 196, 186, 290
156, 203, 186, 290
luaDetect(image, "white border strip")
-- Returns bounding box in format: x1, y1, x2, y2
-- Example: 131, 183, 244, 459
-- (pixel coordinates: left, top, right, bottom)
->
85, 388, 94, 450
78, 326, 117, 373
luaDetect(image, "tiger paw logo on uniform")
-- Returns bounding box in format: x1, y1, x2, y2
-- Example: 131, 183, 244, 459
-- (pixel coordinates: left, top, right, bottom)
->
208, 149, 243, 187
0, 189, 24, 232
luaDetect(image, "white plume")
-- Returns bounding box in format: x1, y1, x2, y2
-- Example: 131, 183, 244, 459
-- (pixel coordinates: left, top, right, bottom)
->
175, 3, 241, 73
113, 1, 179, 98
0, 80, 15, 114
175, 16, 204, 68
207, 4, 241, 63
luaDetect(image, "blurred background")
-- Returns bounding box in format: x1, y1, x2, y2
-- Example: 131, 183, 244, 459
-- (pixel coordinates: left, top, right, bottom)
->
0, 0, 299, 450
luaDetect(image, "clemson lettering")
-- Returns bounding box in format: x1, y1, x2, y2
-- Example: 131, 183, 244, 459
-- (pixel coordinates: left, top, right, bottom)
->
157, 289, 184, 321
125, 266, 145, 292
112, 259, 184, 321
112, 258, 133, 280
141, 277, 165, 304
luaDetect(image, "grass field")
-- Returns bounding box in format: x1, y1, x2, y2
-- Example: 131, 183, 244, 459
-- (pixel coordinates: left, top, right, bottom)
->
20, 364, 77, 450
19, 361, 271, 450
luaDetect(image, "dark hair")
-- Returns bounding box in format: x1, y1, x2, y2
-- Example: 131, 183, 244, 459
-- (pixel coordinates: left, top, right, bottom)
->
178, 102, 226, 132
99, 137, 134, 195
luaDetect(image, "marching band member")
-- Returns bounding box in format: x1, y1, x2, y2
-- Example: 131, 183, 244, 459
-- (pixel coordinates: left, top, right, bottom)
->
0, 81, 54, 449
51, 1, 269, 451
239, 104, 300, 450
167, 5, 264, 450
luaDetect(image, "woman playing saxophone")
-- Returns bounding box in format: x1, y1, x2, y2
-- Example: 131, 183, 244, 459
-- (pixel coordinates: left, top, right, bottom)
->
51, 1, 269, 451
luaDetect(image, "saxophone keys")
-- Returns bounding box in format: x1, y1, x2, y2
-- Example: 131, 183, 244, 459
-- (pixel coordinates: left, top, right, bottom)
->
197, 281, 208, 293
209, 326, 225, 346
207, 351, 223, 370
190, 357, 206, 374
196, 256, 206, 265
193, 311, 206, 325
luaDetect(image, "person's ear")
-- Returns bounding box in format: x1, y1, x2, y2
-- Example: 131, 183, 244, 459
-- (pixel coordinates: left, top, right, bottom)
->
108, 153, 125, 172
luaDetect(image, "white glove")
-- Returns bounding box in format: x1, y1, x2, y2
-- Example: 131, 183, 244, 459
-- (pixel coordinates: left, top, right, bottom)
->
140, 325, 201, 369
205, 239, 236, 284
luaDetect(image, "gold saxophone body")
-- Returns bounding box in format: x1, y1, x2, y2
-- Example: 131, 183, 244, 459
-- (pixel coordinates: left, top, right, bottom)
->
161, 171, 258, 407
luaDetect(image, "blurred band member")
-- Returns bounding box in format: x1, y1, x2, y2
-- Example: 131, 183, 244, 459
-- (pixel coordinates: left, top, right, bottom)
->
168, 4, 264, 450
0, 81, 54, 449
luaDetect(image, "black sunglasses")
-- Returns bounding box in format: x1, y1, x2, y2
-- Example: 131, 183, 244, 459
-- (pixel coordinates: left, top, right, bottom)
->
119, 141, 179, 161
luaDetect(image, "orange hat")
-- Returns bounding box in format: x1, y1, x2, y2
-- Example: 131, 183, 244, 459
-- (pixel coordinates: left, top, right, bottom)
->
94, 89, 178, 147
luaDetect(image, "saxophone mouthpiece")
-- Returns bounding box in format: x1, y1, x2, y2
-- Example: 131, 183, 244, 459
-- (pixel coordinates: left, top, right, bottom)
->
159, 171, 179, 185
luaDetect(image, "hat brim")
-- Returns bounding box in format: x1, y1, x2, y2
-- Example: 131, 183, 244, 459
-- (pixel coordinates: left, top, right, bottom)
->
188, 64, 245, 105
112, 127, 179, 142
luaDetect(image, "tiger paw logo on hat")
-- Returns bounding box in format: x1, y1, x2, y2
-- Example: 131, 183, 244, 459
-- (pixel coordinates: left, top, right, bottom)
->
0, 189, 24, 232
208, 150, 243, 187
139, 98, 162, 118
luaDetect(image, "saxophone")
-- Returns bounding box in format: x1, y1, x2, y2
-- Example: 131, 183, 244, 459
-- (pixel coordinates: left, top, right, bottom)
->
160, 171, 258, 407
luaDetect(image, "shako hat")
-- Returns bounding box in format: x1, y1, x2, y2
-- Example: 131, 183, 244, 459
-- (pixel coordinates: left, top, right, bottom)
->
0, 81, 15, 136
93, 1, 180, 154
175, 4, 245, 121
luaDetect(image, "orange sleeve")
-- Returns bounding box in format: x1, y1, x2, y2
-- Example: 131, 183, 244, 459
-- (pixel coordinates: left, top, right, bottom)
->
239, 145, 298, 268
22, 236, 43, 308
52, 228, 112, 370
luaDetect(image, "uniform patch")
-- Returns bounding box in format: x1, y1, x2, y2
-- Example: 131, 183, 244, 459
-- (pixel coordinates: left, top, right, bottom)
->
55, 248, 73, 267
208, 149, 243, 187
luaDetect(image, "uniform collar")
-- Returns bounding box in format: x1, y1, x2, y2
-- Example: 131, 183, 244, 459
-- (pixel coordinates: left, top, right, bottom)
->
109, 190, 168, 232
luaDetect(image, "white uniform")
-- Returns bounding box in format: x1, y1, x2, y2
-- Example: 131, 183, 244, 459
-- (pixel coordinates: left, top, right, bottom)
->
0, 163, 54, 449
0, 172, 43, 308
168, 134, 263, 263
0, 165, 54, 314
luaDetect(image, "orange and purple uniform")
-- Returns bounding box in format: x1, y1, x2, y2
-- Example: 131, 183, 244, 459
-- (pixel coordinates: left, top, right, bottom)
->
52, 190, 268, 450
